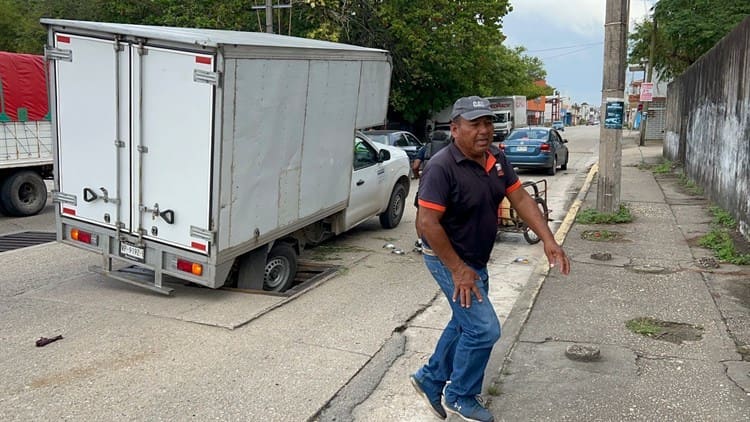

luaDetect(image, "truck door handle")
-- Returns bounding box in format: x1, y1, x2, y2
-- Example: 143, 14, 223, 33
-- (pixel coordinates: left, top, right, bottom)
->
83, 187, 98, 202
356, 179, 365, 186
159, 209, 175, 225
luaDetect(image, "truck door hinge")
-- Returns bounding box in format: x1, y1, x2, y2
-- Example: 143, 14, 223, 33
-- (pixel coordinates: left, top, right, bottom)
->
137, 145, 148, 153
52, 191, 77, 205
114, 140, 125, 148
194, 69, 220, 86
45, 46, 72, 62
190, 226, 215, 244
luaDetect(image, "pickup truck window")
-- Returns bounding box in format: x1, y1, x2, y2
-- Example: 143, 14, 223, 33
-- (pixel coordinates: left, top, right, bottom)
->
354, 137, 378, 170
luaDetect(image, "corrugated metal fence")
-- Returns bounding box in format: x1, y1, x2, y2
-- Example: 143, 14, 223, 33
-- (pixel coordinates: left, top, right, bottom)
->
664, 15, 750, 240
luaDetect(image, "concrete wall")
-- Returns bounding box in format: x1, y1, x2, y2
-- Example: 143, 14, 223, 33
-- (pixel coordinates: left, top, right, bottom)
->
664, 16, 750, 240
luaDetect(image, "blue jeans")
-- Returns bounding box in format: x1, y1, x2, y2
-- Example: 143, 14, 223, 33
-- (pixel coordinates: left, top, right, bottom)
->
415, 254, 501, 400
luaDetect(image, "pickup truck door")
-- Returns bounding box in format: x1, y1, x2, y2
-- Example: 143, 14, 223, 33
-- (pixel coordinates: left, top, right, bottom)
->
345, 135, 385, 228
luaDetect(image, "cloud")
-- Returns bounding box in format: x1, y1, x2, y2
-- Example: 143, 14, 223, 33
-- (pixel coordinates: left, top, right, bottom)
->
506, 0, 605, 38
506, 0, 655, 38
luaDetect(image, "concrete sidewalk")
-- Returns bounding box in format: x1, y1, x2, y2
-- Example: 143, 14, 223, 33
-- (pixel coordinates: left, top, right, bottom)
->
486, 134, 750, 421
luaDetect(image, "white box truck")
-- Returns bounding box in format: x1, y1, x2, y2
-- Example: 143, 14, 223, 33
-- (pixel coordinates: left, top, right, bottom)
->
0, 52, 53, 216
485, 96, 527, 141
43, 19, 410, 295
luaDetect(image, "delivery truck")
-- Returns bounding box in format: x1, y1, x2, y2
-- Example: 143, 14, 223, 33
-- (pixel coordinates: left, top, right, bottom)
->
43, 19, 409, 295
485, 96, 527, 141
0, 52, 53, 217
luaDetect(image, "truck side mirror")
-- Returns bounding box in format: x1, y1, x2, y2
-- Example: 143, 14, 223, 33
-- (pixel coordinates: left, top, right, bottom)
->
378, 149, 391, 162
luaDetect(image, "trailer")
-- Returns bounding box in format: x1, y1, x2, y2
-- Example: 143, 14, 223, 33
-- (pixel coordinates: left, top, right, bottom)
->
486, 95, 527, 141
43, 19, 408, 295
0, 52, 53, 217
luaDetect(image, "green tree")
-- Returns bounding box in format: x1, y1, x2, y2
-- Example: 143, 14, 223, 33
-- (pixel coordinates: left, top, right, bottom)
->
629, 0, 750, 79
0, 0, 552, 124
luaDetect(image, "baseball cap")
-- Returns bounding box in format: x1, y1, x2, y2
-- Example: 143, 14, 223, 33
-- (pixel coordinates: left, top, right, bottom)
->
450, 96, 494, 121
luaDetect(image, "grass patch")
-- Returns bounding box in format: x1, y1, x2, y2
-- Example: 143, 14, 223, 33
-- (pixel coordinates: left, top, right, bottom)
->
698, 229, 750, 265
308, 244, 369, 260
626, 317, 662, 336
487, 385, 502, 396
678, 173, 703, 195
708, 206, 736, 228
652, 160, 673, 174
698, 205, 750, 265
576, 203, 633, 224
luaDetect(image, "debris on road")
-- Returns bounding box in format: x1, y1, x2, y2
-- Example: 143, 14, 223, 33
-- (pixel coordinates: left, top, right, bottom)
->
36, 335, 63, 347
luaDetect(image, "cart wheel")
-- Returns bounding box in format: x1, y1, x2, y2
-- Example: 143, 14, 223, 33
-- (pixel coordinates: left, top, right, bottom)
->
523, 197, 549, 244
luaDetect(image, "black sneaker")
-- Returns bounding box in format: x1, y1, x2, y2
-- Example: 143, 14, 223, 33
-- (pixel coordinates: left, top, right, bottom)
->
410, 374, 446, 419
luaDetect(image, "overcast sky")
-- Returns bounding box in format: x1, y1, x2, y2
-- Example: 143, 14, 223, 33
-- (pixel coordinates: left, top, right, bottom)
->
501, 0, 655, 106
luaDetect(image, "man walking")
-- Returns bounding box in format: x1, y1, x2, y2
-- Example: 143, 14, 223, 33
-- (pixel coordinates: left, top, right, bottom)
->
410, 96, 570, 421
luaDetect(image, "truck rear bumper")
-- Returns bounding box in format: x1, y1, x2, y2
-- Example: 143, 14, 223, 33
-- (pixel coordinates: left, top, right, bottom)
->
59, 218, 232, 293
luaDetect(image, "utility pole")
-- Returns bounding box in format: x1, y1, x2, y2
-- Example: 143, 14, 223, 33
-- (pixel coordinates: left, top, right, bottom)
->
639, 16, 657, 146
251, 1, 292, 34
597, 0, 629, 213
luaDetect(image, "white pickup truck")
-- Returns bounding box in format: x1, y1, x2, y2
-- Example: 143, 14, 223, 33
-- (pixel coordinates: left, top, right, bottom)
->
44, 19, 409, 295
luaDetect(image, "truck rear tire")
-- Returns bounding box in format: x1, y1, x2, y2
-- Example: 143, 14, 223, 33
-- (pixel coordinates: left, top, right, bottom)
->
264, 243, 297, 292
379, 183, 406, 229
1, 171, 47, 217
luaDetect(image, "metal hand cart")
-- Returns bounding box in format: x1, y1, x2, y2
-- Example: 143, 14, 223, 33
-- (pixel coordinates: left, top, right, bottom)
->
497, 179, 550, 244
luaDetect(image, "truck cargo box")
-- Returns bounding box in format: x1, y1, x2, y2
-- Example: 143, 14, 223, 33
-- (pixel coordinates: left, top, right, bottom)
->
44, 19, 396, 294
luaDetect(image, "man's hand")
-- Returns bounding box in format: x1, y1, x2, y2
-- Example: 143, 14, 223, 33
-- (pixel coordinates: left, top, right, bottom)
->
544, 242, 570, 275
450, 264, 483, 308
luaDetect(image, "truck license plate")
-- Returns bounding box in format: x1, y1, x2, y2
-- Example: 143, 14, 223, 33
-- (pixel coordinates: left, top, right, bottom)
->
515, 146, 528, 152
120, 242, 145, 261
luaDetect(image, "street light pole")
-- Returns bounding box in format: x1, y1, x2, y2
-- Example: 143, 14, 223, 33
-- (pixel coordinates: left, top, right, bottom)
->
597, 0, 629, 213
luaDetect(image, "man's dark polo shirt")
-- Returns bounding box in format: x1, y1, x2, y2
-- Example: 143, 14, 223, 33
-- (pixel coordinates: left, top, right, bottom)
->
418, 143, 521, 268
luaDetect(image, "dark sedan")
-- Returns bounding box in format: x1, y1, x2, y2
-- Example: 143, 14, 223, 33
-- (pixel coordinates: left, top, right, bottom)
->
362, 130, 424, 162
499, 127, 569, 175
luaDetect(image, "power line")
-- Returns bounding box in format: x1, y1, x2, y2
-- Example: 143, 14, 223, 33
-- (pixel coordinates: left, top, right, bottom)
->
525, 41, 603, 53
540, 45, 599, 60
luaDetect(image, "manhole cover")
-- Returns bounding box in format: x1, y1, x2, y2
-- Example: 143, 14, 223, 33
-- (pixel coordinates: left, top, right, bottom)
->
0, 231, 56, 253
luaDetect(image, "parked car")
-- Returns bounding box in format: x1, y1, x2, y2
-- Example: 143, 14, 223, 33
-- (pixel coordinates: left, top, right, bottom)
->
362, 130, 423, 162
431, 124, 452, 142
552, 120, 565, 131
500, 127, 569, 175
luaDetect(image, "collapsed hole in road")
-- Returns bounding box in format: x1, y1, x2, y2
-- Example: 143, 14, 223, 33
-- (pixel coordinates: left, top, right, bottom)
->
0, 231, 56, 252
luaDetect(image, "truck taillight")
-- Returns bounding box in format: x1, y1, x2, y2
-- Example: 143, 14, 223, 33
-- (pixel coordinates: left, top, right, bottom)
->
177, 259, 203, 276
540, 143, 551, 152
71, 228, 98, 246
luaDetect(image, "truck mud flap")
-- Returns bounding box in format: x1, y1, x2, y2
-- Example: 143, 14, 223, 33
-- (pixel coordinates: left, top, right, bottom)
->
89, 264, 174, 296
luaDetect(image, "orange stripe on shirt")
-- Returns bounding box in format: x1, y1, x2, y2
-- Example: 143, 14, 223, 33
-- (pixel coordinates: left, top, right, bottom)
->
506, 179, 523, 194
485, 153, 497, 173
418, 199, 447, 212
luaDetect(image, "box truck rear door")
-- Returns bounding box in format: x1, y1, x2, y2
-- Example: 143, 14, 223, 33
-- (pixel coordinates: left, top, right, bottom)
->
131, 46, 214, 254
53, 34, 130, 229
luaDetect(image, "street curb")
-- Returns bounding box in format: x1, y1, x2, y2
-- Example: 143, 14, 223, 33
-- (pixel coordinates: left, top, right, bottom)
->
484, 163, 599, 394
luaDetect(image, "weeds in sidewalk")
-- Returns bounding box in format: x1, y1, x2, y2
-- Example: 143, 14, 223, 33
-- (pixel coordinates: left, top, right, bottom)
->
626, 317, 704, 344
677, 173, 703, 195
698, 206, 750, 265
639, 160, 674, 174
576, 203, 633, 224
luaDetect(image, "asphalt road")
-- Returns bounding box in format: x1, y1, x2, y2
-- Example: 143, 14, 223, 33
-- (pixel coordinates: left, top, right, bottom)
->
0, 126, 601, 421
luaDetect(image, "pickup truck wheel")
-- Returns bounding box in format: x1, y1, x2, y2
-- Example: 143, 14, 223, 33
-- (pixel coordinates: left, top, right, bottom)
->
263, 243, 297, 292
379, 183, 406, 229
1, 171, 47, 217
